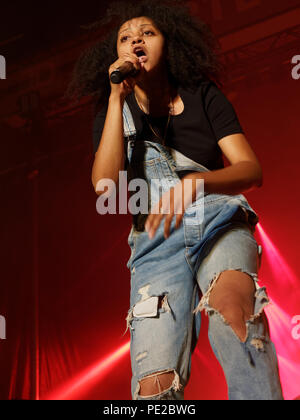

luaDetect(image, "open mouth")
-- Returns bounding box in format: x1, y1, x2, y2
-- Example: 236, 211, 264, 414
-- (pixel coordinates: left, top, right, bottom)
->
134, 48, 147, 58
135, 50, 146, 58
133, 47, 148, 63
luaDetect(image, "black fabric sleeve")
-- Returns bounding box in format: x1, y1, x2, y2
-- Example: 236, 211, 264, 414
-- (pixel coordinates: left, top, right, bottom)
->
204, 82, 244, 142
92, 103, 108, 154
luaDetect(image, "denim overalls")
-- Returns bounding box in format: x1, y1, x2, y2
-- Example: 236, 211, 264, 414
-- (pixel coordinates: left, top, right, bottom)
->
121, 101, 283, 400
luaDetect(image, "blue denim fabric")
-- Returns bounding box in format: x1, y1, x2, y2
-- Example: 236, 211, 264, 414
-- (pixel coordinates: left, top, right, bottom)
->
122, 103, 283, 400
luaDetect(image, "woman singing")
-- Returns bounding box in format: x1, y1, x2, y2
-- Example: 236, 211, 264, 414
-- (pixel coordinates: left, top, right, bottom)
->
67, 0, 283, 400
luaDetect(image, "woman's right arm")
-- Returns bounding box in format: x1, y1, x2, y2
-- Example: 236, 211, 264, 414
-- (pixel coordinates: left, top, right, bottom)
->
91, 53, 143, 196
91, 93, 126, 195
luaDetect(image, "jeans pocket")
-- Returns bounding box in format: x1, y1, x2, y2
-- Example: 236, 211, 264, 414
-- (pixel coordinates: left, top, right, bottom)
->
237, 197, 259, 230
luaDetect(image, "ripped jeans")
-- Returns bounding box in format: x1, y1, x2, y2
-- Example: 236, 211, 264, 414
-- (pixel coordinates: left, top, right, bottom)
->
124, 140, 283, 400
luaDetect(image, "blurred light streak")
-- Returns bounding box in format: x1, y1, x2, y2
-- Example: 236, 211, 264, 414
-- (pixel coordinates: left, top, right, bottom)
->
44, 341, 130, 400
277, 355, 300, 400
256, 223, 299, 288
256, 223, 300, 400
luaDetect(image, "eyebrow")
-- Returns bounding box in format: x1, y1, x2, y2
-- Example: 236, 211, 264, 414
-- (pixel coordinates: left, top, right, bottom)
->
119, 23, 153, 35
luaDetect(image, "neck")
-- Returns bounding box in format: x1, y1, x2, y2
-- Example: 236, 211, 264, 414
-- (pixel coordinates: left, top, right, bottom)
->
133, 64, 176, 113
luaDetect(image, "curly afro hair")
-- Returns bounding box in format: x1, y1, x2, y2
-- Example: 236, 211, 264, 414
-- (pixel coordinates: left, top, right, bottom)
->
66, 0, 223, 110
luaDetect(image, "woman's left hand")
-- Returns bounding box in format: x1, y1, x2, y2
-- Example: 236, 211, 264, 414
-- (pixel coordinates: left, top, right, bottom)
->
145, 174, 204, 240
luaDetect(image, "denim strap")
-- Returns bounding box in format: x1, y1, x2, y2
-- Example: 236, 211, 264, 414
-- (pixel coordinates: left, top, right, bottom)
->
123, 100, 137, 138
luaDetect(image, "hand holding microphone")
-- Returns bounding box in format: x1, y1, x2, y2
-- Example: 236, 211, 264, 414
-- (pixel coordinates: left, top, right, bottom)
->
110, 61, 140, 84
108, 53, 144, 99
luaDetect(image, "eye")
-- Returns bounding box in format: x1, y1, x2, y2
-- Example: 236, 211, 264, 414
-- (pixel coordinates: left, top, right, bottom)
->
120, 30, 154, 42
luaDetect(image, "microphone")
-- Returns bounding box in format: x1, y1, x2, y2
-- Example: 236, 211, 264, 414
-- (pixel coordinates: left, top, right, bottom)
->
110, 61, 140, 84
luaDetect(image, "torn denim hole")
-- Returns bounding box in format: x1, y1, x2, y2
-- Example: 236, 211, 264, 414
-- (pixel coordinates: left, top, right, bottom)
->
136, 351, 148, 362
123, 292, 172, 336
193, 268, 264, 316
123, 309, 135, 336
193, 268, 271, 345
161, 295, 172, 314
249, 287, 270, 322
123, 284, 154, 335
138, 284, 151, 301
250, 335, 266, 352
133, 296, 159, 317
133, 368, 182, 400
123, 298, 158, 336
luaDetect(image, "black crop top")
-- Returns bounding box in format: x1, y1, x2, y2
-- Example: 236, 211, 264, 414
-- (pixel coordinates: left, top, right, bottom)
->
92, 81, 244, 171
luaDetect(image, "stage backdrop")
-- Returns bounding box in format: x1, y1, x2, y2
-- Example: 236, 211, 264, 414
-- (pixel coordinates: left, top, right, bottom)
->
0, 0, 300, 400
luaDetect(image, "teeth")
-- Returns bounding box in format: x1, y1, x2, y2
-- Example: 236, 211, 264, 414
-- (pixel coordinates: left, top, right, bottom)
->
135, 49, 145, 56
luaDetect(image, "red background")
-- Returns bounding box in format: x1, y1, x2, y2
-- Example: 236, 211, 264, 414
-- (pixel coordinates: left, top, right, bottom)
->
0, 0, 300, 400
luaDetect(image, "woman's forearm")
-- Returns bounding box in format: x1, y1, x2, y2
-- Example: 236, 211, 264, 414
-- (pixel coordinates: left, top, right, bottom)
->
91, 94, 125, 194
186, 161, 263, 196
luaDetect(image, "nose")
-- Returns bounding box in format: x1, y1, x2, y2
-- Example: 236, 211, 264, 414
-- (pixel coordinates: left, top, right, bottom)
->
132, 36, 144, 46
